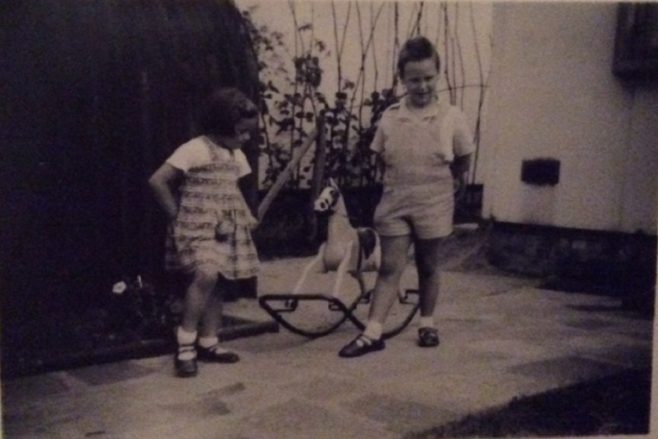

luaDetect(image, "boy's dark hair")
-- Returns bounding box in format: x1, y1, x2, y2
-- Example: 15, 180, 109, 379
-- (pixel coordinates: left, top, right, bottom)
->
397, 36, 441, 78
198, 87, 258, 136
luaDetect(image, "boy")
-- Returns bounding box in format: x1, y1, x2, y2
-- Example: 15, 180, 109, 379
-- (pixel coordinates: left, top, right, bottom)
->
339, 36, 474, 358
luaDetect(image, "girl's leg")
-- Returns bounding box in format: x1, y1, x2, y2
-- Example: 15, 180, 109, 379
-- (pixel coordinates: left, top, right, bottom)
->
414, 237, 443, 347
175, 265, 218, 377
199, 284, 222, 339
197, 278, 240, 363
181, 266, 218, 333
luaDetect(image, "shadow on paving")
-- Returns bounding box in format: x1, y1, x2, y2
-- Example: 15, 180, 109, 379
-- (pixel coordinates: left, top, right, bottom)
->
1, 315, 277, 379
407, 368, 651, 438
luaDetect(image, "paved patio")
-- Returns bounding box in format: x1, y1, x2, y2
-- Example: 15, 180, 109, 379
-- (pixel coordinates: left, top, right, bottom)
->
2, 255, 654, 438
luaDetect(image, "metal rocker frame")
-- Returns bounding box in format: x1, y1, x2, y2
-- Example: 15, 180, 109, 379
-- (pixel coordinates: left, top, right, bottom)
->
258, 179, 420, 338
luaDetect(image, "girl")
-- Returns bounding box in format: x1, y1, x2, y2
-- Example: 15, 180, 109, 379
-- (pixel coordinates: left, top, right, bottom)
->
149, 87, 259, 377
339, 36, 474, 358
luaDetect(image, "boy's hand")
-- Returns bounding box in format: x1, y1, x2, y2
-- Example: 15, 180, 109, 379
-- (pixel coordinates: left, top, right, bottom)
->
450, 154, 471, 202
453, 175, 466, 201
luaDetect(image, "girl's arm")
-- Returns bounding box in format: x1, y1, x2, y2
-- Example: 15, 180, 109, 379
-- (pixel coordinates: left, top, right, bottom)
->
148, 163, 183, 221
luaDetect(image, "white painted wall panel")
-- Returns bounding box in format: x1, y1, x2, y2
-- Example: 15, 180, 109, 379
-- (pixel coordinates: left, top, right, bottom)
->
483, 3, 657, 234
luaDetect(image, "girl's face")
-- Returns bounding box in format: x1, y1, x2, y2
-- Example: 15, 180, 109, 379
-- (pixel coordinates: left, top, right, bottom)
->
222, 117, 258, 150
401, 58, 439, 108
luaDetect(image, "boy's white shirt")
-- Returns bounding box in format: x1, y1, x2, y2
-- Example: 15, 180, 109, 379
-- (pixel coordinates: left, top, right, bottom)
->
166, 136, 251, 177
370, 96, 475, 163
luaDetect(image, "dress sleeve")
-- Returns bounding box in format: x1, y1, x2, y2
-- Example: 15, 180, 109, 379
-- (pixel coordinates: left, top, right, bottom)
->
453, 108, 476, 157
166, 138, 208, 173
234, 149, 252, 178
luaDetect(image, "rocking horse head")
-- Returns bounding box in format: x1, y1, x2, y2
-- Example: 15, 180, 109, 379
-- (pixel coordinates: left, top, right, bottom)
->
309, 177, 381, 284
314, 178, 343, 214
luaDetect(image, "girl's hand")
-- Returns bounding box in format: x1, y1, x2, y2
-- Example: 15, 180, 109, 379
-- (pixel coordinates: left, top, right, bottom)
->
216, 220, 234, 240
245, 211, 259, 230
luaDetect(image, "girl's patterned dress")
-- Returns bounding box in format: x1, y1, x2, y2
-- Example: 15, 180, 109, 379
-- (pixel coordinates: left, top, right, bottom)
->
165, 137, 259, 280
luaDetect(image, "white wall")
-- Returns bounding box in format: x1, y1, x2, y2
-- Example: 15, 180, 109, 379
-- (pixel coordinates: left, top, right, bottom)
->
481, 3, 658, 234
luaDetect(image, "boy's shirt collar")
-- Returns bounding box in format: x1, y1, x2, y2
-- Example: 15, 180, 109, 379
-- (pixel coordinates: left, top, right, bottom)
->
396, 95, 443, 121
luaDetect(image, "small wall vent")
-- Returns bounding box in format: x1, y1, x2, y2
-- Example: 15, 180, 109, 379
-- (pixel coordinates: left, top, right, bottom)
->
521, 158, 560, 186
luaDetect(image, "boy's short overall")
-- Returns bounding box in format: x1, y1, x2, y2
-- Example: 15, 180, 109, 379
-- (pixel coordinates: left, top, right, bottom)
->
374, 175, 454, 240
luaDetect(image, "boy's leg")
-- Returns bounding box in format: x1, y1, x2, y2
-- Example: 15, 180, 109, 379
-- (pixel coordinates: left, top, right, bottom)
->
339, 234, 410, 358
368, 234, 413, 325
414, 237, 443, 347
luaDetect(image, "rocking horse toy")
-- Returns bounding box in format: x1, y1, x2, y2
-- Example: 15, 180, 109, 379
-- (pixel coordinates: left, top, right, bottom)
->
258, 178, 419, 338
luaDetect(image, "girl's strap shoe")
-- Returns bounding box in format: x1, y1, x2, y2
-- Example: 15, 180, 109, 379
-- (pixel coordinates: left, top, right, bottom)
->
338, 334, 385, 358
197, 344, 240, 363
175, 344, 198, 377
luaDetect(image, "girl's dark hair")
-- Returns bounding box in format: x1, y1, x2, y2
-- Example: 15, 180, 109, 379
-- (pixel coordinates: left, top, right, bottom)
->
397, 36, 441, 78
198, 87, 258, 136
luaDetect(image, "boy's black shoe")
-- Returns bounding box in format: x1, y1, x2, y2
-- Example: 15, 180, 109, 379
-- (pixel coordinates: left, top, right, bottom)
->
197, 344, 240, 363
417, 327, 440, 347
338, 334, 385, 358
175, 345, 198, 377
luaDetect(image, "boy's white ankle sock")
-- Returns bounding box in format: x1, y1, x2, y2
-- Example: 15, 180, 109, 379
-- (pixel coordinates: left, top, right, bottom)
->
419, 316, 435, 328
176, 327, 198, 345
198, 336, 219, 348
363, 321, 383, 340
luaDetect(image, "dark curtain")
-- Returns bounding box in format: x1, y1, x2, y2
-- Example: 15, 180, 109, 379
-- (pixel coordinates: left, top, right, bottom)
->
0, 0, 260, 342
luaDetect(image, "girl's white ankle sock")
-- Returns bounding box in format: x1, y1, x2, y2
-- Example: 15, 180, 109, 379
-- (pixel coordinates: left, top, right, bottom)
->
176, 327, 198, 345
363, 321, 383, 340
419, 316, 435, 328
176, 327, 198, 360
198, 336, 231, 354
198, 336, 219, 349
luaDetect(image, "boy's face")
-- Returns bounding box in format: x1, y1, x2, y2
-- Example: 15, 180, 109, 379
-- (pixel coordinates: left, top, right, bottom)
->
401, 58, 439, 108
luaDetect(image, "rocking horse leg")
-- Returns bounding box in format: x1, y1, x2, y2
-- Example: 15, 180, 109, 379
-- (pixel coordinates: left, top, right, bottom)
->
354, 270, 371, 303
292, 244, 326, 295
331, 241, 354, 299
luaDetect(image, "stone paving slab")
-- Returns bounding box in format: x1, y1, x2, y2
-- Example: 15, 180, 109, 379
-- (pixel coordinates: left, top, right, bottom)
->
508, 356, 627, 384
67, 361, 156, 386
2, 257, 654, 438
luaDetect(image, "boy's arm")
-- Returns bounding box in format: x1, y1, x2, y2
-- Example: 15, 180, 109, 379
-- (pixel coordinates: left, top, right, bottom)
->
450, 153, 471, 199
450, 108, 474, 198
369, 112, 388, 182
148, 163, 183, 221
450, 153, 471, 180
